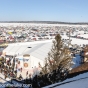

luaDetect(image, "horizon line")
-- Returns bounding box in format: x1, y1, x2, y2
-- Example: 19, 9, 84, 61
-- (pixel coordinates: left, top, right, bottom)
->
0, 21, 88, 24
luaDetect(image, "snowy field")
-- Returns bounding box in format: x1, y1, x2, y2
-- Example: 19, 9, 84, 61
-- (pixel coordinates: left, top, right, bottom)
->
71, 38, 88, 45
61, 35, 88, 46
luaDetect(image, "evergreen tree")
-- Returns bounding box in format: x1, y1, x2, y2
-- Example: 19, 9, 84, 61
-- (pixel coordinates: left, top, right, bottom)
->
40, 34, 73, 75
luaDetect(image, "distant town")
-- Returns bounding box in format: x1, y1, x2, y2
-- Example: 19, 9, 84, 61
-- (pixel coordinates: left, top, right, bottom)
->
0, 22, 88, 87
0, 21, 88, 25
0, 22, 88, 45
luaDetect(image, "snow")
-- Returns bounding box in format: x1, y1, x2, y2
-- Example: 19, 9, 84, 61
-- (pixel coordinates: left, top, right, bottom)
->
0, 73, 11, 82
55, 78, 88, 88
0, 23, 87, 27
0, 73, 31, 88
72, 54, 81, 68
78, 34, 88, 38
71, 38, 88, 45
43, 72, 88, 88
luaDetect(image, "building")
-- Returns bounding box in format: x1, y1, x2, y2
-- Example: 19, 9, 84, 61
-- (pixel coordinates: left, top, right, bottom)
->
3, 40, 53, 72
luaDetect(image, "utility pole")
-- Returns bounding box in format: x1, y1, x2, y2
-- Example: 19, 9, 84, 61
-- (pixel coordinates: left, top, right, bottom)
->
68, 27, 71, 47
69, 27, 71, 41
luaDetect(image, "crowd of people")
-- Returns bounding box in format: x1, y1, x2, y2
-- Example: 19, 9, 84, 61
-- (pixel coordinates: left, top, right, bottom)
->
20, 66, 68, 88
0, 56, 17, 80
0, 54, 69, 88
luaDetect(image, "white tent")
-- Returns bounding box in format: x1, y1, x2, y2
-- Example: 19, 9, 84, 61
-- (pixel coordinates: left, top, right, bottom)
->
3, 45, 14, 55
15, 42, 52, 69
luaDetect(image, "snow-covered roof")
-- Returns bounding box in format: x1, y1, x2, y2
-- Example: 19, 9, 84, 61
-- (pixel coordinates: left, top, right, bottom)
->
15, 45, 31, 55
43, 72, 88, 88
9, 39, 53, 45
3, 45, 14, 54
3, 40, 53, 58
25, 42, 52, 61
15, 42, 52, 61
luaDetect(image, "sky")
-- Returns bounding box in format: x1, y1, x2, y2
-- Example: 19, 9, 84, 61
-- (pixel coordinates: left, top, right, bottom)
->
0, 0, 88, 22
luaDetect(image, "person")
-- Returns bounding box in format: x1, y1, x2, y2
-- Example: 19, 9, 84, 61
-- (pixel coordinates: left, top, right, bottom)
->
29, 74, 32, 78
26, 71, 28, 76
16, 64, 17, 69
14, 70, 17, 78
20, 67, 22, 72
8, 73, 10, 78
5, 74, 7, 79
19, 74, 23, 80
